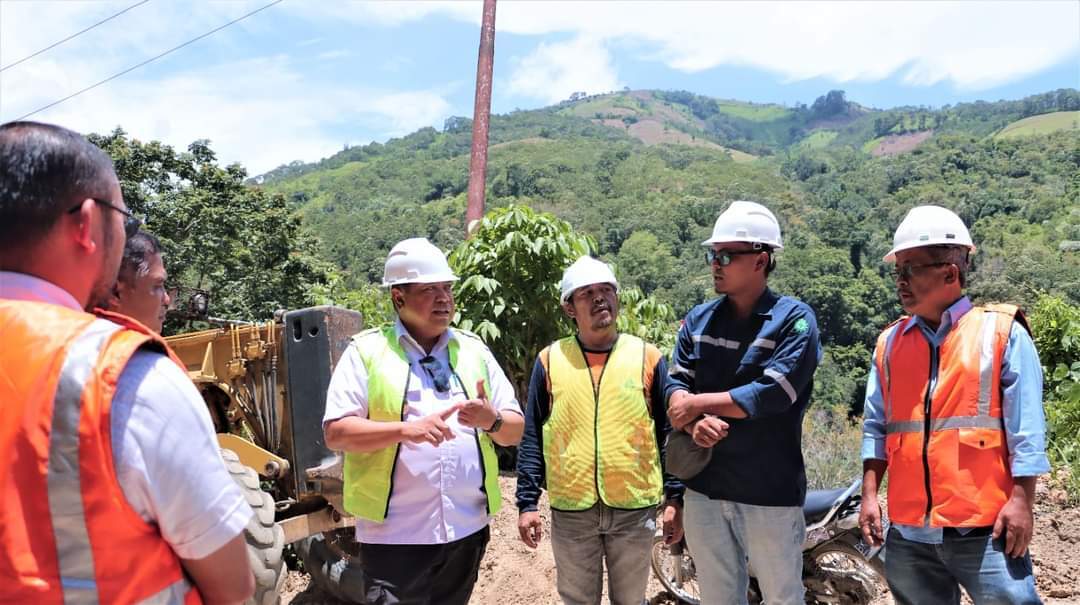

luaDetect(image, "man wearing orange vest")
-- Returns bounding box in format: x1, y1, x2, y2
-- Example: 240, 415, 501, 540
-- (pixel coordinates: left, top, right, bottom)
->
0, 121, 254, 604
859, 205, 1048, 604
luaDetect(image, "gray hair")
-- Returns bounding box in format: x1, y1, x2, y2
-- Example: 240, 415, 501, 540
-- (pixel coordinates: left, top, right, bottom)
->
119, 230, 163, 282
925, 245, 970, 287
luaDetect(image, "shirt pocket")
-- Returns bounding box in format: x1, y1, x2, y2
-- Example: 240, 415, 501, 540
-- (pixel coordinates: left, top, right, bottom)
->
736, 345, 773, 376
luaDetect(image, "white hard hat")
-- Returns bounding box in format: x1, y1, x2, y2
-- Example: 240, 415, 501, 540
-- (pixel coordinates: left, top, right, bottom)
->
382, 238, 459, 287
884, 205, 976, 262
560, 256, 618, 303
702, 200, 783, 249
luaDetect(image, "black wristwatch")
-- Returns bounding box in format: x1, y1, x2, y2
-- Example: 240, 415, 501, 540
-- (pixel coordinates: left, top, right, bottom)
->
485, 410, 503, 433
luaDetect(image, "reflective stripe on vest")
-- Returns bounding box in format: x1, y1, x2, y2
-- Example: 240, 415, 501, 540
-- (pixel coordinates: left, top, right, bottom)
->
875, 305, 1016, 527
543, 334, 662, 511
50, 319, 121, 599
343, 326, 502, 522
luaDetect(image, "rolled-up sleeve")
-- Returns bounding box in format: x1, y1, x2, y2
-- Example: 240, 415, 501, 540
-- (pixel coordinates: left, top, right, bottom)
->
1002, 321, 1050, 477
664, 321, 696, 401
861, 361, 887, 461
728, 308, 821, 418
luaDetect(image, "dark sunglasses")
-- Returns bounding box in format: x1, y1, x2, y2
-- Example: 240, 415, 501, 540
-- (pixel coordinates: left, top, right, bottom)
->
418, 355, 452, 393
890, 262, 951, 281
706, 248, 762, 266
67, 198, 143, 239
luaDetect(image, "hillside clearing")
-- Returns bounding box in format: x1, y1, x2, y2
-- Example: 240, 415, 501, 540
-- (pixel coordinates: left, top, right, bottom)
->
995, 111, 1080, 139
869, 130, 934, 156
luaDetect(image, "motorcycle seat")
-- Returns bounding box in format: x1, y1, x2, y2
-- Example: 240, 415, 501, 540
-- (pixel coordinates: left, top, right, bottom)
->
803, 487, 848, 525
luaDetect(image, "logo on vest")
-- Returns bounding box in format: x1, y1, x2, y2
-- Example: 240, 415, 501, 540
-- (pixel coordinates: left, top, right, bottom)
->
794, 318, 809, 334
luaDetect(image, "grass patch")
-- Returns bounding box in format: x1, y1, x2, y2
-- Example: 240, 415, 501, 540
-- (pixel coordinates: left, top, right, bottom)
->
797, 130, 838, 150
716, 100, 793, 122
994, 111, 1080, 139
803, 407, 863, 490
861, 136, 884, 154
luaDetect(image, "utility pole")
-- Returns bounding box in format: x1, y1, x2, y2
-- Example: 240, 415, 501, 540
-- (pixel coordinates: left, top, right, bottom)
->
465, 0, 496, 236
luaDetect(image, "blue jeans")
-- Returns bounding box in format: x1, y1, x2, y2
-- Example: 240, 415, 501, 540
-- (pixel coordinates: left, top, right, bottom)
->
683, 490, 805, 605
550, 502, 657, 605
885, 527, 1041, 605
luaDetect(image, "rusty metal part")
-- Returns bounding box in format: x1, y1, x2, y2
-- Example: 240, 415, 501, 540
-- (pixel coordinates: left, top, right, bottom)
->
465, 0, 497, 233
278, 507, 356, 545
217, 433, 290, 478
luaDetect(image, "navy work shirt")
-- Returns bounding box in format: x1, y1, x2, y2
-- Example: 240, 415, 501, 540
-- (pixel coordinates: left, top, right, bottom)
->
665, 288, 822, 506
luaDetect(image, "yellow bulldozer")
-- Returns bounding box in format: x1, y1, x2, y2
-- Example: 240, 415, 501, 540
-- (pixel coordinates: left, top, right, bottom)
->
165, 304, 368, 604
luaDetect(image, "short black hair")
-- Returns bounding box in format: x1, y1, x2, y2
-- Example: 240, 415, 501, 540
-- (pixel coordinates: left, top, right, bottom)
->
118, 230, 163, 283
0, 121, 117, 250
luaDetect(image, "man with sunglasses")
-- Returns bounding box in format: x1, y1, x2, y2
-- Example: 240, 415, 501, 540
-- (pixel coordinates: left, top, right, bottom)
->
859, 205, 1047, 604
0, 121, 253, 603
515, 256, 684, 605
323, 237, 523, 605
97, 230, 172, 334
666, 200, 822, 604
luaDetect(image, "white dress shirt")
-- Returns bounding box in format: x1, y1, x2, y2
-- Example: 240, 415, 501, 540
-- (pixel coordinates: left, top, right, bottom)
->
1, 271, 252, 559
323, 317, 521, 545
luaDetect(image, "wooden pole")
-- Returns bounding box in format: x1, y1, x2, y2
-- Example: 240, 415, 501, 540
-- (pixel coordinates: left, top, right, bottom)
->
465, 0, 496, 236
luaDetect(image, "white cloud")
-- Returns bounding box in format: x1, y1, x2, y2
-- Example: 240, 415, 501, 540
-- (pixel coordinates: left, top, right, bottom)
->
301, 1, 1079, 92
508, 37, 622, 104
0, 1, 453, 173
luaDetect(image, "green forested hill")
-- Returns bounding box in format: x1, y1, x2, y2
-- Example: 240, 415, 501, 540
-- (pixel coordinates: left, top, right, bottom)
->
253, 87, 1079, 415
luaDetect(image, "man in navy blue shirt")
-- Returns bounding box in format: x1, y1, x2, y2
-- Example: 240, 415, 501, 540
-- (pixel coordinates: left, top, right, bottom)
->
667, 200, 822, 605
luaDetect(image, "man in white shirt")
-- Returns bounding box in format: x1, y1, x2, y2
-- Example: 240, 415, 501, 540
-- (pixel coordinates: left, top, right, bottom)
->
324, 237, 524, 604
0, 121, 253, 603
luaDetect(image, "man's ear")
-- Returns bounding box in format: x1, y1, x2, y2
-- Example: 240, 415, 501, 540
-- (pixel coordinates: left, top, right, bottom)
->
70, 198, 98, 254
561, 300, 575, 319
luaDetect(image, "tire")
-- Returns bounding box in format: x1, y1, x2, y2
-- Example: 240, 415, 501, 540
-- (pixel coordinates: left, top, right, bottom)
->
650, 536, 701, 605
297, 527, 367, 603
804, 541, 887, 605
221, 448, 286, 605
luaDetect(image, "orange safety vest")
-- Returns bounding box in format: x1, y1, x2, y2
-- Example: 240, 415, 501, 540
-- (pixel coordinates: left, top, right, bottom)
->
874, 303, 1023, 528
0, 299, 202, 604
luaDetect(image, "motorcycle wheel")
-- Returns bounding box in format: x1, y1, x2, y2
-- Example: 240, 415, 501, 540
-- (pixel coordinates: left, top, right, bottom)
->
650, 536, 701, 605
805, 542, 887, 605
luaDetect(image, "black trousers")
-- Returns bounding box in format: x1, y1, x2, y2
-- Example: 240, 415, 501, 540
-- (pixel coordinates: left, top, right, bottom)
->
357, 525, 491, 605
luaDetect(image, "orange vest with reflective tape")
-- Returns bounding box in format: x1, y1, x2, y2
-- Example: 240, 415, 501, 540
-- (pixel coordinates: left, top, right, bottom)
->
0, 299, 202, 604
874, 303, 1021, 527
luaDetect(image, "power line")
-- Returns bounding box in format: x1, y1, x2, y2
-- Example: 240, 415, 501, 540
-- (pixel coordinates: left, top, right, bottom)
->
1, 0, 153, 72
10, 0, 285, 122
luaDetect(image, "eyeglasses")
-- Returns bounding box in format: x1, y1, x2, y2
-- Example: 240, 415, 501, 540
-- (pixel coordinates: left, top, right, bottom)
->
890, 262, 951, 281
706, 248, 762, 266
418, 355, 452, 393
67, 198, 143, 239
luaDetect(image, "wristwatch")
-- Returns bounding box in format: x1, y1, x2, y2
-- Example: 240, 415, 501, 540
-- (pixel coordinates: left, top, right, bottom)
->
485, 410, 504, 433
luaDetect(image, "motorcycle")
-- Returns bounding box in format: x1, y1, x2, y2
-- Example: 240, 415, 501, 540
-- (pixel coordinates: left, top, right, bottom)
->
651, 479, 888, 604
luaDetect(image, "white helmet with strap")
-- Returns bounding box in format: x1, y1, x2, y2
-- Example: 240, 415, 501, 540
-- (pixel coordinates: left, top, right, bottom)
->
884, 205, 976, 262
560, 256, 618, 303
703, 200, 783, 249
382, 238, 458, 286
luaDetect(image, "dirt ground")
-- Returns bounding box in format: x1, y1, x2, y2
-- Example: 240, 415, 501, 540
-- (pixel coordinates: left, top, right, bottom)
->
282, 475, 1080, 604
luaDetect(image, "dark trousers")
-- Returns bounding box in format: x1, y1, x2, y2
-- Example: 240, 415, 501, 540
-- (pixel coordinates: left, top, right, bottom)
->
357, 526, 490, 605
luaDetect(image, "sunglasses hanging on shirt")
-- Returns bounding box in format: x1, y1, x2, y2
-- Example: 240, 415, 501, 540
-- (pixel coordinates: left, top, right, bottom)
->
418, 355, 452, 393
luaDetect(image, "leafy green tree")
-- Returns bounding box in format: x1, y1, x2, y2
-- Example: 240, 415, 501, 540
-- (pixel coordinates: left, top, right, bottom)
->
88, 129, 331, 330
449, 205, 595, 394
1029, 293, 1080, 500
615, 231, 677, 293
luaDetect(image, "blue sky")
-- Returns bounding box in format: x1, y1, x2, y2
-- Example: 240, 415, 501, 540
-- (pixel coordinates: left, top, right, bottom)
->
1, 1, 1077, 174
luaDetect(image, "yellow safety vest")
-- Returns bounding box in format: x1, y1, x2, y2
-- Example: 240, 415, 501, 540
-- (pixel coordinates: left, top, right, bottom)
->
543, 334, 663, 511
342, 326, 502, 522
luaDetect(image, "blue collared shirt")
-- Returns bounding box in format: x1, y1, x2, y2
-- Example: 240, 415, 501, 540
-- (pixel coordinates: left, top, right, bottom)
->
861, 296, 1049, 543
666, 288, 822, 506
